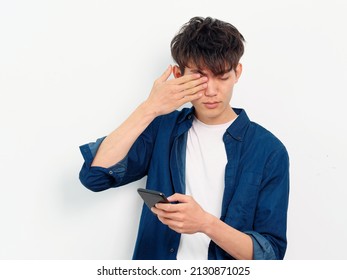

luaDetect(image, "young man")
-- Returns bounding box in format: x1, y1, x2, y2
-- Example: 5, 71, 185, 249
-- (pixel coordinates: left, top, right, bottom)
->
79, 16, 290, 260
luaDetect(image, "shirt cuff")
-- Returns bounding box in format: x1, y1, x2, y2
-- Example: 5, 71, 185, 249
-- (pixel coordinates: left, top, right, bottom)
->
79, 137, 106, 166
245, 231, 276, 260
79, 136, 128, 177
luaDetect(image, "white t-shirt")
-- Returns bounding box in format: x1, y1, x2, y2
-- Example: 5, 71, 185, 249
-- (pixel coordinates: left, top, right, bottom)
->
176, 116, 235, 260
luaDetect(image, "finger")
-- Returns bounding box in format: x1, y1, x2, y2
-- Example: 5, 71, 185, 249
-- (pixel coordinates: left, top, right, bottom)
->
152, 206, 174, 218
181, 76, 208, 91
176, 91, 203, 107
156, 208, 184, 223
174, 73, 202, 85
155, 202, 179, 212
166, 220, 186, 234
167, 193, 191, 203
178, 82, 207, 98
157, 65, 172, 83
157, 216, 178, 229
175, 76, 207, 96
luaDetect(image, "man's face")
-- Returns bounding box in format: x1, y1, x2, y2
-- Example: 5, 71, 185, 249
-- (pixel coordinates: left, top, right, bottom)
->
177, 64, 242, 125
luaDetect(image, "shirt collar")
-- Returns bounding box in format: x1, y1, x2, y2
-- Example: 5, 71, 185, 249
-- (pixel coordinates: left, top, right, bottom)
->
226, 108, 250, 142
177, 106, 250, 142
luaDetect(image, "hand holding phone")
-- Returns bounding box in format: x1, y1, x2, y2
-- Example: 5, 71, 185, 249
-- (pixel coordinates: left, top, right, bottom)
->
137, 188, 169, 210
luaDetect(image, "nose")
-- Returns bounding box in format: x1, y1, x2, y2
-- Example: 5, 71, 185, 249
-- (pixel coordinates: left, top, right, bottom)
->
204, 79, 217, 97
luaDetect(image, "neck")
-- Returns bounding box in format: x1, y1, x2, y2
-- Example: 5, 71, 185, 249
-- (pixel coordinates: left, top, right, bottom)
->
195, 107, 237, 125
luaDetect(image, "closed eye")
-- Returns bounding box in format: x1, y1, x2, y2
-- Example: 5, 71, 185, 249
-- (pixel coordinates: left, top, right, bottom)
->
219, 76, 230, 81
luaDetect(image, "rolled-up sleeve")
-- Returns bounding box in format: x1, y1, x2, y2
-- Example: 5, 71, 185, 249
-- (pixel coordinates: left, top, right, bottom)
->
78, 116, 162, 192
79, 137, 105, 166
79, 137, 128, 192
245, 231, 276, 260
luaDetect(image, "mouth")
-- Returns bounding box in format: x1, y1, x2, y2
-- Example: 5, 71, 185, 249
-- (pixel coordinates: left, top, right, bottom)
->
202, 101, 220, 109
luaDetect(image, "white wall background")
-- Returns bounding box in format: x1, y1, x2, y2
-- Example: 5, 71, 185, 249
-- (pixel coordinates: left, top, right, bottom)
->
1, 0, 346, 260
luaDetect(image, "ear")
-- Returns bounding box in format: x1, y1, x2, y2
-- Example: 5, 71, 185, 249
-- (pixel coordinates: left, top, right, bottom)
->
235, 63, 243, 82
172, 65, 183, 79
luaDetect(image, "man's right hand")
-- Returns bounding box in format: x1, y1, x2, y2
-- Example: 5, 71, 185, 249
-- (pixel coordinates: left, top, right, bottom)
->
91, 65, 207, 168
144, 65, 208, 117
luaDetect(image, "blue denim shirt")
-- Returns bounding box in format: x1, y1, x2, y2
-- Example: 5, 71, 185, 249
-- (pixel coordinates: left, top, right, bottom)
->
79, 108, 289, 260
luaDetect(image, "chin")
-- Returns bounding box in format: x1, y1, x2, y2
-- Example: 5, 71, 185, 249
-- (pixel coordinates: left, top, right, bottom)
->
196, 110, 222, 123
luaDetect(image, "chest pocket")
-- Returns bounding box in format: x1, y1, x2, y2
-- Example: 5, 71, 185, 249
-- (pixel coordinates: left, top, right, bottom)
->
224, 171, 262, 230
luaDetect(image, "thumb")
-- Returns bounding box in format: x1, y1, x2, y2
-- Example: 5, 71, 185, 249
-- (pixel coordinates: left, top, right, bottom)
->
167, 193, 190, 203
157, 65, 172, 83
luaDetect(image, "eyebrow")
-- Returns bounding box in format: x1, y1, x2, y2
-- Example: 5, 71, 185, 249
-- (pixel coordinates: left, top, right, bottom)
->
191, 69, 229, 77
191, 69, 207, 76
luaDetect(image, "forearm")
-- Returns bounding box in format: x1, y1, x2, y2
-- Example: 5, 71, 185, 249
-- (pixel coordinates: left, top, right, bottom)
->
202, 213, 253, 260
91, 102, 157, 168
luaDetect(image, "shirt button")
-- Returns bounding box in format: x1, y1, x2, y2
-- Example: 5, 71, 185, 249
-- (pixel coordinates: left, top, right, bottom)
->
109, 171, 113, 175
187, 115, 192, 119
170, 248, 174, 253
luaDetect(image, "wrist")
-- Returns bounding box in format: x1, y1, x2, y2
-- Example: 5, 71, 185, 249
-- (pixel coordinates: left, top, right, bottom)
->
200, 212, 217, 236
137, 101, 158, 121
138, 100, 160, 120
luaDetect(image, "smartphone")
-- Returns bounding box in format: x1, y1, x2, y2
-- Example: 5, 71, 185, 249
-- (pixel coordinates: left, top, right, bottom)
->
137, 188, 169, 210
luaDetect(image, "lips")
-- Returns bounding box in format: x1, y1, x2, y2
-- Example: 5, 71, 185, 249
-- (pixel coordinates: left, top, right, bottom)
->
203, 102, 220, 109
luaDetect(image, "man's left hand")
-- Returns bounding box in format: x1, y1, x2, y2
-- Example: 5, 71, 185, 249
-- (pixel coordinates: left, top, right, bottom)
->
151, 193, 212, 234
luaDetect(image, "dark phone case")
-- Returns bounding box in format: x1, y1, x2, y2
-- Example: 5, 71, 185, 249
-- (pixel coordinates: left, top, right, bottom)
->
137, 188, 169, 209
